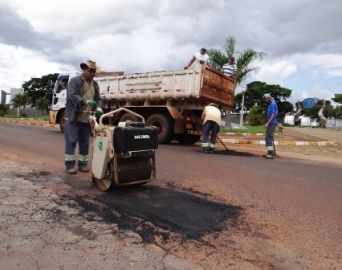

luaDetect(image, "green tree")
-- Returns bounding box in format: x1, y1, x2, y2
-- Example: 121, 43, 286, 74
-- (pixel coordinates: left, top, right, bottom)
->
35, 96, 49, 114
0, 104, 10, 116
208, 36, 265, 85
234, 81, 293, 122
329, 94, 342, 119
332, 94, 342, 104
334, 107, 342, 119
12, 93, 31, 117
248, 105, 264, 126
22, 73, 58, 108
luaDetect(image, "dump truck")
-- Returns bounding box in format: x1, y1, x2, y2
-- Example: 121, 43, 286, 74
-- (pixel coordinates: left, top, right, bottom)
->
49, 64, 235, 144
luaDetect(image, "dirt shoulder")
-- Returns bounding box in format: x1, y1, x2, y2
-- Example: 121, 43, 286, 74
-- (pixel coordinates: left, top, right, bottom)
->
276, 127, 342, 165
219, 127, 342, 166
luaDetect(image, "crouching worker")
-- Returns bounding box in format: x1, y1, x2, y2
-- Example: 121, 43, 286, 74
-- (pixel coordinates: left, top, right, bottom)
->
64, 60, 102, 174
201, 103, 222, 153
263, 93, 278, 159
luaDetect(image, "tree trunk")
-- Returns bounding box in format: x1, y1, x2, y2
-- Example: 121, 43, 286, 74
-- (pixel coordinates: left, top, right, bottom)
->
225, 109, 232, 129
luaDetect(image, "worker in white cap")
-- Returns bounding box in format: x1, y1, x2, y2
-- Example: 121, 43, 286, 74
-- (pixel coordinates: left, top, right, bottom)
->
263, 93, 278, 159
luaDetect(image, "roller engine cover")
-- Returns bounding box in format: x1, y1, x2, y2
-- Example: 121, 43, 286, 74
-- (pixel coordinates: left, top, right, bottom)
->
114, 125, 159, 152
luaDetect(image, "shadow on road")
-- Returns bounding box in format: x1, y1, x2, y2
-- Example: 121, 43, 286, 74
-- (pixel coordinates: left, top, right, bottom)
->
196, 148, 257, 157
167, 142, 257, 157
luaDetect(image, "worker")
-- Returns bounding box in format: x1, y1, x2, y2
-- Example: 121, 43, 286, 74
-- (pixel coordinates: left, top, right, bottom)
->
184, 47, 210, 69
64, 60, 103, 174
263, 93, 278, 159
201, 103, 222, 153
59, 80, 67, 91
222, 56, 237, 80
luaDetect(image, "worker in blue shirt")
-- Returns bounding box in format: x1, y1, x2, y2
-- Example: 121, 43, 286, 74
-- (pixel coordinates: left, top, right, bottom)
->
263, 93, 278, 159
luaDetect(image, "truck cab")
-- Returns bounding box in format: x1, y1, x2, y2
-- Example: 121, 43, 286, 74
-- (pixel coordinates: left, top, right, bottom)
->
49, 73, 77, 132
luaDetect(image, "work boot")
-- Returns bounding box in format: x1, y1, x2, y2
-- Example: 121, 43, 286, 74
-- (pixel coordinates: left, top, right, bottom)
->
263, 151, 275, 159
66, 167, 77, 174
78, 166, 89, 173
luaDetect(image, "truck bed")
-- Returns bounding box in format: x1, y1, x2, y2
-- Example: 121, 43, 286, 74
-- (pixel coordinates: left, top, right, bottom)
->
96, 65, 235, 109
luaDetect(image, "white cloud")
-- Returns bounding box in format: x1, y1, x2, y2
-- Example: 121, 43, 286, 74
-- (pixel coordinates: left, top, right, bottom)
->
289, 84, 337, 104
0, 44, 72, 90
251, 53, 342, 86
290, 53, 342, 78
252, 59, 297, 84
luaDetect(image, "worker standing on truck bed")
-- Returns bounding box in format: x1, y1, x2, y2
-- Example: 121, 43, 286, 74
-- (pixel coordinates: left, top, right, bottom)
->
184, 47, 210, 69
222, 56, 237, 80
263, 93, 278, 159
201, 103, 222, 153
64, 60, 103, 174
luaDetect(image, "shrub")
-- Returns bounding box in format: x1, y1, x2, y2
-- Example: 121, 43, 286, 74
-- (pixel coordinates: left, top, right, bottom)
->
248, 106, 264, 126
0, 104, 10, 116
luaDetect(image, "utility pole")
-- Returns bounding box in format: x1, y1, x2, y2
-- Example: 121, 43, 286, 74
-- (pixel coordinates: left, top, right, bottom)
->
239, 86, 246, 127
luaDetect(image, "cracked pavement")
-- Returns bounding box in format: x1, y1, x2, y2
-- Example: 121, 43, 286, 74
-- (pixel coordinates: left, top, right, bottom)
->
0, 163, 202, 270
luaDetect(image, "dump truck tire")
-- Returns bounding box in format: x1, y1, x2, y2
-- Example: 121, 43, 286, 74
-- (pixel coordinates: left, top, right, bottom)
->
59, 111, 65, 133
119, 112, 139, 123
146, 113, 173, 144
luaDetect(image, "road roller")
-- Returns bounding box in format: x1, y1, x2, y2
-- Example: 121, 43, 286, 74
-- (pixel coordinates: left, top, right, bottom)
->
90, 108, 158, 191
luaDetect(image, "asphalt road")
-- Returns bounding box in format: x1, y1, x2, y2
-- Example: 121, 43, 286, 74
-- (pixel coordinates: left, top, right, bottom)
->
1, 122, 341, 269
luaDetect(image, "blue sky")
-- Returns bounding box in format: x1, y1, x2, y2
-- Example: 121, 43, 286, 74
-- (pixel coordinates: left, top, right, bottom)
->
284, 68, 342, 101
0, 0, 341, 105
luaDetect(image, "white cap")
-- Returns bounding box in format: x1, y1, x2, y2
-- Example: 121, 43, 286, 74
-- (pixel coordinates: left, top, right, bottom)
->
263, 93, 272, 99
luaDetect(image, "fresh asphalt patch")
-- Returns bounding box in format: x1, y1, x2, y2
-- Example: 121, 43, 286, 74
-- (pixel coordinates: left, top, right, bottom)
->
16, 170, 244, 244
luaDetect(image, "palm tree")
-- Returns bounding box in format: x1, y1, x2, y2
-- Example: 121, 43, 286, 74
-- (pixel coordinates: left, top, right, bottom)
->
208, 36, 236, 69
208, 36, 265, 85
208, 36, 265, 127
12, 93, 31, 117
35, 96, 49, 114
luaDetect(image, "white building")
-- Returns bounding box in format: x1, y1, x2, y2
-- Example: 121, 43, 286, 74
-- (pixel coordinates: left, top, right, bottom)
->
9, 88, 24, 105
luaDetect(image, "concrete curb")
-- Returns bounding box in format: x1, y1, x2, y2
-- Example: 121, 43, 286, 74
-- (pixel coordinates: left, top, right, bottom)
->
220, 138, 337, 146
224, 132, 280, 136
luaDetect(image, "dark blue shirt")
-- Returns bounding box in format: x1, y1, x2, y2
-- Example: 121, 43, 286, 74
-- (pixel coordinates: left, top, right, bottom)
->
266, 101, 278, 125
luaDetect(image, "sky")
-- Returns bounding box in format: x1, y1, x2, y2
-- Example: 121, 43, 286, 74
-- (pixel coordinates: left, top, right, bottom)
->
0, 0, 341, 104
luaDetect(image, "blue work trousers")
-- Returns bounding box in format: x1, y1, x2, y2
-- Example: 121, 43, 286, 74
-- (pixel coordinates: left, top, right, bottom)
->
202, 120, 220, 148
64, 120, 91, 169
265, 124, 277, 147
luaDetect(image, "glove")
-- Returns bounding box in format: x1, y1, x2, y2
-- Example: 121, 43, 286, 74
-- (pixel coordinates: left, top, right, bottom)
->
86, 100, 97, 110
95, 108, 103, 117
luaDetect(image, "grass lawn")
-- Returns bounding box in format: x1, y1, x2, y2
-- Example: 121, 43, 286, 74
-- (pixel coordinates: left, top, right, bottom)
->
0, 114, 49, 121
221, 125, 265, 134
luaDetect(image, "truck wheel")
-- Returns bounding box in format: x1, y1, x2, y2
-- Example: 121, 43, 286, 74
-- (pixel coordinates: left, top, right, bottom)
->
119, 112, 139, 123
174, 134, 201, 145
146, 113, 173, 144
59, 111, 65, 133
